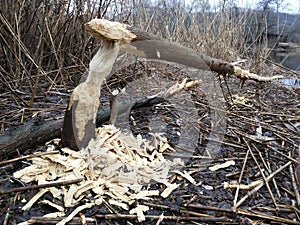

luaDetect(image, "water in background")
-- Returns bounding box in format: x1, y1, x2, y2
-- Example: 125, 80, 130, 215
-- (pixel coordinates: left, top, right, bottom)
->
276, 78, 300, 88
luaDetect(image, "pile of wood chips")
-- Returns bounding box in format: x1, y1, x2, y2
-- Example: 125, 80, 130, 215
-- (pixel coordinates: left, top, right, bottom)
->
14, 125, 196, 224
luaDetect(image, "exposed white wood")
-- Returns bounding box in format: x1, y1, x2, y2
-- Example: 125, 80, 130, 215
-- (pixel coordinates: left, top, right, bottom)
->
64, 19, 136, 149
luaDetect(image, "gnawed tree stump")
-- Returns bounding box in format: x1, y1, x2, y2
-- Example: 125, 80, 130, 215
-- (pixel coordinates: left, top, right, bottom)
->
61, 20, 136, 150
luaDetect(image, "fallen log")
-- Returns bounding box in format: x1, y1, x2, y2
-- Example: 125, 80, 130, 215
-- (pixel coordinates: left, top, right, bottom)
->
86, 19, 284, 82
0, 95, 166, 160
0, 76, 200, 159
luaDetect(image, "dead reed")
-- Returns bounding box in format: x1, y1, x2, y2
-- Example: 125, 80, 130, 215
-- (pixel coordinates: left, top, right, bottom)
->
0, 0, 277, 105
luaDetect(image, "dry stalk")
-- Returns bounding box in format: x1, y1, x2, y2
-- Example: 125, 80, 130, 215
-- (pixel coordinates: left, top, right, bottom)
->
236, 208, 300, 225
233, 148, 250, 206
289, 152, 300, 207
252, 143, 281, 198
245, 139, 278, 209
0, 150, 59, 166
234, 161, 292, 209
0, 178, 83, 195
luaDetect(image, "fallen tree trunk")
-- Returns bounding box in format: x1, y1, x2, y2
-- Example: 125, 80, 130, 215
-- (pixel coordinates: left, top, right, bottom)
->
86, 19, 284, 82
0, 78, 198, 159
0, 96, 165, 160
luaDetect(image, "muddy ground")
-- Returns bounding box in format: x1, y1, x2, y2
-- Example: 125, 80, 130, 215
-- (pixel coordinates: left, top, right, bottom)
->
0, 61, 300, 225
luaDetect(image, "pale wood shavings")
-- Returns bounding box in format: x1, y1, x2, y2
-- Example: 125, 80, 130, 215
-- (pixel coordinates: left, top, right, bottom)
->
109, 199, 129, 210
159, 142, 175, 153
130, 190, 160, 200
224, 180, 262, 190
64, 184, 78, 207
42, 212, 65, 218
74, 180, 97, 199
129, 205, 150, 222
173, 170, 196, 184
209, 160, 236, 172
40, 199, 64, 212
56, 203, 94, 225
161, 183, 180, 198
14, 124, 185, 222
22, 189, 48, 211
48, 187, 61, 198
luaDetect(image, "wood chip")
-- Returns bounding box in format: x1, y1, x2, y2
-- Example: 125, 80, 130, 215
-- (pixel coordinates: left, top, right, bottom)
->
22, 189, 48, 211
161, 183, 180, 198
14, 125, 184, 217
109, 199, 129, 210
40, 200, 64, 212
129, 205, 150, 222
42, 212, 65, 218
173, 170, 196, 184
224, 180, 262, 190
56, 203, 94, 225
209, 160, 235, 171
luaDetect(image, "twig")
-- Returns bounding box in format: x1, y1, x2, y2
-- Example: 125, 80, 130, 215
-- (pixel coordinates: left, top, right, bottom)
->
186, 204, 233, 213
0, 150, 59, 166
234, 161, 292, 209
142, 201, 213, 217
57, 203, 94, 225
289, 152, 300, 207
245, 140, 278, 209
228, 112, 299, 141
0, 178, 83, 195
234, 147, 250, 206
252, 143, 281, 198
261, 56, 300, 76
24, 217, 95, 225
236, 208, 300, 225
95, 214, 231, 222
267, 145, 300, 164
26, 214, 231, 224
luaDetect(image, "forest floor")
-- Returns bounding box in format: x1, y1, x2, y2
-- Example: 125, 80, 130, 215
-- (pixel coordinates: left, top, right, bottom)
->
0, 61, 300, 225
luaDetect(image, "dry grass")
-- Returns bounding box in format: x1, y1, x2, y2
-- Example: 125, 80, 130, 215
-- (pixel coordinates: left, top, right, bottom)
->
0, 0, 276, 104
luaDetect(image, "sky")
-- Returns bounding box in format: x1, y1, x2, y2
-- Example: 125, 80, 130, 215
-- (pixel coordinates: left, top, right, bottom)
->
233, 0, 299, 14
187, 0, 300, 14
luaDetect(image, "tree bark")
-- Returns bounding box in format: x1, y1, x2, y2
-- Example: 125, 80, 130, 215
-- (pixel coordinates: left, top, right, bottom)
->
0, 95, 165, 160
61, 20, 135, 150
0, 77, 195, 159
85, 19, 284, 82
